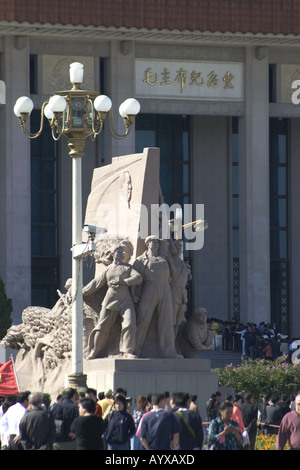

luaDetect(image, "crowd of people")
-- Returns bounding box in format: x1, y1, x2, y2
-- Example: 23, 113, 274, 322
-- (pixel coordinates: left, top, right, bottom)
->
0, 387, 204, 451
207, 318, 299, 362
205, 389, 300, 450
1, 385, 300, 450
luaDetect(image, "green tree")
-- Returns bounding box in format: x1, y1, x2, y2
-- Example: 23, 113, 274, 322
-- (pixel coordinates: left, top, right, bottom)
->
216, 358, 300, 403
0, 276, 13, 340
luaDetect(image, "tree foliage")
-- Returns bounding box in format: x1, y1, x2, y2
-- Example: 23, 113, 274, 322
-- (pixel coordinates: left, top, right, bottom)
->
0, 276, 13, 340
216, 358, 300, 403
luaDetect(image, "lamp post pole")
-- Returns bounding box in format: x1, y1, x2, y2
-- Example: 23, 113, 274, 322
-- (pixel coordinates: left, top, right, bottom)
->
70, 140, 85, 387
14, 62, 140, 391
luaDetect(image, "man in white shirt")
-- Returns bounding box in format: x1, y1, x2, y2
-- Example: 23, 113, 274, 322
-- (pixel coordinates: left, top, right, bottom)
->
0, 391, 30, 449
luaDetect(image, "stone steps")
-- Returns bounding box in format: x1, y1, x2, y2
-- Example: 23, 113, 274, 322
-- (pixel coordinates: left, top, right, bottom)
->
197, 350, 243, 369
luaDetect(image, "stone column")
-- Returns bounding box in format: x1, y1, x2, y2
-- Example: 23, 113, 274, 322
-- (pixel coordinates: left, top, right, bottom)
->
191, 115, 230, 318
238, 46, 270, 325
103, 41, 136, 163
0, 36, 31, 324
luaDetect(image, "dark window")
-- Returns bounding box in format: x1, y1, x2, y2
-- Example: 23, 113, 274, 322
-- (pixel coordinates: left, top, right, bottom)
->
30, 54, 38, 95
135, 114, 192, 310
269, 64, 277, 103
135, 114, 190, 209
232, 117, 240, 319
270, 118, 289, 334
30, 110, 59, 307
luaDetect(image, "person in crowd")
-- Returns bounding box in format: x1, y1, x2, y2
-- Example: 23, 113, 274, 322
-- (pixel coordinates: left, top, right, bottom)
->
103, 388, 127, 418
0, 396, 16, 449
257, 336, 266, 359
49, 387, 79, 450
0, 391, 30, 450
189, 395, 199, 413
206, 391, 221, 421
289, 391, 300, 411
265, 394, 283, 435
225, 394, 233, 403
146, 393, 153, 411
278, 394, 291, 417
104, 394, 135, 450
170, 392, 204, 450
279, 337, 290, 357
258, 322, 265, 335
232, 394, 245, 434
139, 392, 179, 450
207, 401, 243, 450
258, 393, 271, 435
239, 327, 248, 357
85, 388, 102, 418
98, 389, 114, 416
49, 394, 62, 413
0, 396, 16, 419
224, 322, 232, 350
131, 395, 148, 450
164, 391, 171, 411
276, 393, 300, 450
126, 396, 134, 416
271, 337, 281, 359
70, 397, 105, 450
241, 393, 258, 450
77, 389, 86, 401
247, 332, 257, 359
19, 392, 56, 450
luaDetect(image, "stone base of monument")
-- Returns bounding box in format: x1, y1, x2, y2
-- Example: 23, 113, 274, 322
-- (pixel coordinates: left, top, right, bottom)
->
83, 357, 218, 419
11, 347, 218, 420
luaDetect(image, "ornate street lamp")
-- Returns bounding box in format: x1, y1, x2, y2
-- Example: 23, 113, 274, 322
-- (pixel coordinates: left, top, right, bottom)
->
14, 62, 140, 389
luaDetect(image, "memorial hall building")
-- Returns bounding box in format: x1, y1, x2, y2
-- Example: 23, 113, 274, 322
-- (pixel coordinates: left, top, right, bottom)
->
1, 1, 300, 337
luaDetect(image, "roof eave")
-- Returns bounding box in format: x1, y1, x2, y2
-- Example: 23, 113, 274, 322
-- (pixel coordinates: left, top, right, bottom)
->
1, 21, 300, 47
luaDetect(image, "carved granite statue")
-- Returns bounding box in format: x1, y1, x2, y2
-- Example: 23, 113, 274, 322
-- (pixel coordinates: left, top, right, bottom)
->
169, 239, 192, 337
0, 279, 75, 392
1, 279, 73, 368
0, 236, 136, 392
0, 148, 199, 397
176, 307, 214, 358
132, 235, 181, 358
84, 244, 142, 358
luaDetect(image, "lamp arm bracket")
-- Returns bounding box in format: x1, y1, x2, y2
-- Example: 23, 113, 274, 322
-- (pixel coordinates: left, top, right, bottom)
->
19, 100, 49, 139
108, 109, 131, 140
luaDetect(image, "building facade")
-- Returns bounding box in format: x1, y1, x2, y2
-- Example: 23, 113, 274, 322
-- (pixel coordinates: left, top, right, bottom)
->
0, 1, 300, 336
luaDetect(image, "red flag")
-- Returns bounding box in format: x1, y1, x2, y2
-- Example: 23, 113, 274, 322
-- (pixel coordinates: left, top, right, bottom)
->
0, 359, 20, 395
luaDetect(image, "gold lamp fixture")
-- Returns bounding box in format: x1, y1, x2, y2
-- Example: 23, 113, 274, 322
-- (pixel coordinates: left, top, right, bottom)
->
14, 62, 140, 157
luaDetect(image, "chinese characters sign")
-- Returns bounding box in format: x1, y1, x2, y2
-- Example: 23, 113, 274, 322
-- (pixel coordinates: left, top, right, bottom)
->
135, 59, 243, 101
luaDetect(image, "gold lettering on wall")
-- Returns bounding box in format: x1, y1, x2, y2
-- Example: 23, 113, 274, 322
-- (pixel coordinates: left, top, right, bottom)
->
143, 66, 235, 93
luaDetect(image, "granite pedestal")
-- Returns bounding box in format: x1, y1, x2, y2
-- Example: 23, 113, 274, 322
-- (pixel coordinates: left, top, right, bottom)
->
83, 357, 218, 419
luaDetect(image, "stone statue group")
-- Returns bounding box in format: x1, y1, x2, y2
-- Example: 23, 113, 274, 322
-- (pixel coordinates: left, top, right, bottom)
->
83, 234, 214, 359
1, 233, 214, 370
84, 235, 189, 359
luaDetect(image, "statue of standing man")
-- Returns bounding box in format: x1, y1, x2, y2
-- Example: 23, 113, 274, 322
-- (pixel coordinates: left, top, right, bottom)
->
84, 244, 142, 359
132, 235, 182, 358
169, 239, 192, 337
